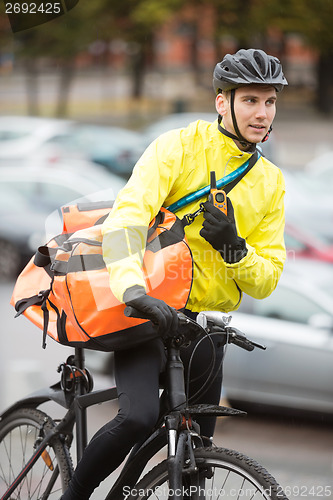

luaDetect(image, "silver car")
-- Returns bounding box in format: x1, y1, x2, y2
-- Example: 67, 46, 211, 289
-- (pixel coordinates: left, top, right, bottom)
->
223, 259, 333, 416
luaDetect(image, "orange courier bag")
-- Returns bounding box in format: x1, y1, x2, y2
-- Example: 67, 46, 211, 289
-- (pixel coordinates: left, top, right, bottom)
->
11, 202, 193, 351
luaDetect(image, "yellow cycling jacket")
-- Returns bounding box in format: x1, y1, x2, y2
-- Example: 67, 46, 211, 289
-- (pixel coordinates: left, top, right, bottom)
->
102, 119, 286, 313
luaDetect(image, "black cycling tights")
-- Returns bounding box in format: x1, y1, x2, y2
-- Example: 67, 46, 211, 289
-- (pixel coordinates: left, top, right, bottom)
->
61, 331, 223, 500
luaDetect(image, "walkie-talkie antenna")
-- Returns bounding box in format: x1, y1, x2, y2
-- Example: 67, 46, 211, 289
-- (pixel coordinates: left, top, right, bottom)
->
210, 171, 217, 190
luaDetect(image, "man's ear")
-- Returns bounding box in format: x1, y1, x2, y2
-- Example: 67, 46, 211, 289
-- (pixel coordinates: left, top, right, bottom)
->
215, 92, 229, 116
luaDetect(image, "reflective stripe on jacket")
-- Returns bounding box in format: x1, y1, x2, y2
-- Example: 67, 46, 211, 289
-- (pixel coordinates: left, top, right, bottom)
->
102, 119, 286, 313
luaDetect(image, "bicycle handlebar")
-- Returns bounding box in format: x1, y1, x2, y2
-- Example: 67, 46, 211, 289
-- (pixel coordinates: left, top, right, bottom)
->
124, 306, 266, 352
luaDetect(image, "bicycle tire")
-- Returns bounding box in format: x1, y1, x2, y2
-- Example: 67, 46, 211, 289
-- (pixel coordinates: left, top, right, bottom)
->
0, 407, 73, 499
127, 446, 289, 500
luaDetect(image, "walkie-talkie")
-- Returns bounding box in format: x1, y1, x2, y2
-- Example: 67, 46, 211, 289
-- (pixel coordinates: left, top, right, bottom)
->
208, 171, 227, 215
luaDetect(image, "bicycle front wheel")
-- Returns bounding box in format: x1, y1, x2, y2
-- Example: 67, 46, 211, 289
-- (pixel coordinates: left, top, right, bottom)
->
128, 447, 288, 500
0, 407, 73, 499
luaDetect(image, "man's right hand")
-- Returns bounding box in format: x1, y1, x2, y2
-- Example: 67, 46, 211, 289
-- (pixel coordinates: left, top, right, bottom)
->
124, 285, 179, 337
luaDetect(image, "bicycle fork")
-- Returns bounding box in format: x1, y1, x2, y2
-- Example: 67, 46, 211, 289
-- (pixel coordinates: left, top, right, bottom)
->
166, 413, 205, 500
164, 344, 206, 499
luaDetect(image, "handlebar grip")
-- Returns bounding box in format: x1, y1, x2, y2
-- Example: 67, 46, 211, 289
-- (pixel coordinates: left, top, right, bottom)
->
124, 306, 190, 327
124, 305, 151, 320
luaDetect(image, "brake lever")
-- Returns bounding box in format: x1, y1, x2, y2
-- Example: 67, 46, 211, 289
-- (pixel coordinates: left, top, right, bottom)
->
226, 327, 266, 351
250, 340, 266, 350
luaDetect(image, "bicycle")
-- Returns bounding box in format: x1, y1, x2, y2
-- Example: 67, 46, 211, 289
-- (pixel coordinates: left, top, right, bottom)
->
0, 309, 289, 500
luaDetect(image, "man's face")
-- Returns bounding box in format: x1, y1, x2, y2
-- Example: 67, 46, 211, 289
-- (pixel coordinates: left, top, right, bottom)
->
216, 84, 277, 147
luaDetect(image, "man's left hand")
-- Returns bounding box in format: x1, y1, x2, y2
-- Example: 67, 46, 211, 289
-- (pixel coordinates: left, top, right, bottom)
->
199, 199, 248, 264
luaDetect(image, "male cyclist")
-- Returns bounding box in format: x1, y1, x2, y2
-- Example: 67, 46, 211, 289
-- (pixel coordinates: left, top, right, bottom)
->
61, 48, 288, 499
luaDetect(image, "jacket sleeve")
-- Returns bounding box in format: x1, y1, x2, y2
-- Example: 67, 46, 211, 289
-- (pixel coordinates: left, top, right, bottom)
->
226, 170, 286, 300
101, 132, 183, 302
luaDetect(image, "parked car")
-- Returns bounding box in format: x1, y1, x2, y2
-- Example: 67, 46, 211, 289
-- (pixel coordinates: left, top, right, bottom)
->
222, 258, 333, 417
0, 164, 126, 279
43, 124, 146, 179
0, 116, 74, 164
0, 116, 145, 179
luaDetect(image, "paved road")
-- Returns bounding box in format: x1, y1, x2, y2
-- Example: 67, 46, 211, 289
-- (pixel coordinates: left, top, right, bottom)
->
217, 413, 333, 500
1, 280, 333, 500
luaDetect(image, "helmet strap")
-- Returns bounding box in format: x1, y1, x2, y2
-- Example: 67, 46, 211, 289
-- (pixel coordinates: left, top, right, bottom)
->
230, 89, 256, 151
217, 117, 256, 154
217, 114, 240, 142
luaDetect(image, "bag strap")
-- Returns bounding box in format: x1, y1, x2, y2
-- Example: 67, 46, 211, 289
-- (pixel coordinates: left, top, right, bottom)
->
167, 150, 260, 213
147, 211, 164, 239
14, 289, 52, 349
223, 150, 259, 194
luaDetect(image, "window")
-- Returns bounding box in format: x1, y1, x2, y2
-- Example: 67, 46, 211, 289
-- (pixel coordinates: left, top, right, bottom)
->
252, 285, 327, 324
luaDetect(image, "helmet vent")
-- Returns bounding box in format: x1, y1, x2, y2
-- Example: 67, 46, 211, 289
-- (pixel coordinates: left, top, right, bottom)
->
254, 52, 264, 66
240, 59, 254, 73
270, 60, 279, 77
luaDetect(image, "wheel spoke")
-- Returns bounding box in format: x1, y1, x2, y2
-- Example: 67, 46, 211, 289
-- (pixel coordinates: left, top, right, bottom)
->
0, 430, 13, 487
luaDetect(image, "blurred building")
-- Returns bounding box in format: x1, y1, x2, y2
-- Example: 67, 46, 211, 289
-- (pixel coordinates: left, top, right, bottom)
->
73, 4, 317, 88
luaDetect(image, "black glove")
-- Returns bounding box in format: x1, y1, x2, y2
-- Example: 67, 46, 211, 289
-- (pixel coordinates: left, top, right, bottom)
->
123, 285, 179, 338
199, 199, 247, 264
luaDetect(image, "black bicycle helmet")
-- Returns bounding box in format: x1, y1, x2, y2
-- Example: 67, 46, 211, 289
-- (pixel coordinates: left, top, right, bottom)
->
214, 49, 287, 150
213, 48, 288, 94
